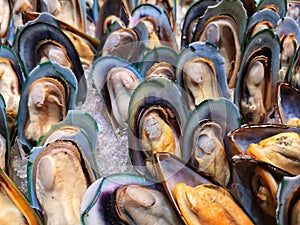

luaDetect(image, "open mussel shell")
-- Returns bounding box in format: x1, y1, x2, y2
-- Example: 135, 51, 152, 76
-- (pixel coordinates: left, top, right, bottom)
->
228, 124, 300, 154
0, 0, 11, 44
138, 46, 178, 80
230, 154, 291, 225
191, 0, 247, 88
176, 42, 230, 110
243, 9, 280, 50
0, 94, 10, 175
130, 4, 178, 50
96, 21, 149, 65
257, 0, 287, 18
17, 61, 78, 152
27, 139, 96, 224
288, 43, 300, 89
180, 0, 218, 49
277, 82, 300, 126
91, 55, 143, 133
234, 29, 280, 125
80, 174, 183, 224
37, 109, 100, 178
94, 0, 130, 38
13, 12, 87, 103
276, 174, 300, 225
41, 0, 87, 32
128, 76, 190, 179
192, 0, 247, 44
154, 152, 254, 225
182, 98, 241, 186
0, 45, 24, 138
0, 167, 43, 224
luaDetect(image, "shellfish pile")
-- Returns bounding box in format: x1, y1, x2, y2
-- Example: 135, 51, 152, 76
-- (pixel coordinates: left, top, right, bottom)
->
0, 0, 300, 224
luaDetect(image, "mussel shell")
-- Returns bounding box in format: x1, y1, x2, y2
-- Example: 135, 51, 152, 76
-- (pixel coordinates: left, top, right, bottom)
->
94, 0, 130, 38
0, 167, 43, 224
130, 4, 178, 50
230, 154, 291, 225
243, 9, 280, 51
37, 109, 100, 177
257, 0, 287, 18
153, 152, 253, 224
91, 55, 143, 132
128, 77, 190, 179
228, 124, 300, 154
80, 174, 166, 225
182, 98, 241, 162
17, 61, 78, 152
180, 0, 218, 48
0, 45, 24, 89
96, 21, 149, 65
41, 0, 86, 32
27, 139, 96, 215
288, 43, 300, 89
234, 29, 281, 124
0, 94, 9, 175
276, 174, 300, 225
192, 0, 247, 45
176, 42, 230, 101
138, 46, 178, 78
277, 82, 300, 125
275, 17, 300, 43
13, 13, 87, 103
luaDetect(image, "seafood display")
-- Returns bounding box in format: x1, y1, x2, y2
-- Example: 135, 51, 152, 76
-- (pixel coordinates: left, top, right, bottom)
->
0, 0, 300, 224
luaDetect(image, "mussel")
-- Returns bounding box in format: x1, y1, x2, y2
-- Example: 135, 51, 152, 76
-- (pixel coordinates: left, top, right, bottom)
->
80, 174, 183, 225
182, 98, 241, 186
176, 42, 230, 110
234, 29, 280, 124
27, 138, 96, 224
0, 167, 43, 224
91, 55, 143, 133
17, 61, 78, 152
128, 76, 189, 179
191, 0, 247, 88
13, 13, 87, 103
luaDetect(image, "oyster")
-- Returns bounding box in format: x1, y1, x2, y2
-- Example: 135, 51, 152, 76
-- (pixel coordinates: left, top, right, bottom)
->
91, 55, 143, 133
173, 183, 254, 225
28, 139, 95, 225
234, 29, 280, 124
177, 42, 229, 110
246, 131, 300, 175
192, 0, 247, 88
80, 174, 183, 225
128, 77, 189, 178
0, 167, 43, 225
17, 61, 77, 151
